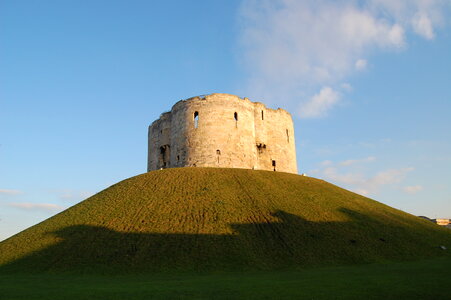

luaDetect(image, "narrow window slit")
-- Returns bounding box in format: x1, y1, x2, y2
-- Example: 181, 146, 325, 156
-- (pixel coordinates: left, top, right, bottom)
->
194, 111, 199, 128
159, 145, 170, 168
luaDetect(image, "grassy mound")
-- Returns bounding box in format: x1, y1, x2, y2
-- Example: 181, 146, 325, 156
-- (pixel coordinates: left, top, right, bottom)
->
0, 168, 450, 273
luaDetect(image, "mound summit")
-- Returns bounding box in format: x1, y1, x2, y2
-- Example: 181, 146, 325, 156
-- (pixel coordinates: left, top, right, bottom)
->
1, 168, 450, 273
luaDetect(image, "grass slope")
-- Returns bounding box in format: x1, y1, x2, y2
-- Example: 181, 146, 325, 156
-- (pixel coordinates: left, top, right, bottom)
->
0, 168, 450, 273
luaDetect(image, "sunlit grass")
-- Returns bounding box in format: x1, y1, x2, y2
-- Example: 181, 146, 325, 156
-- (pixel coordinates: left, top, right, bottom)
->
0, 168, 449, 273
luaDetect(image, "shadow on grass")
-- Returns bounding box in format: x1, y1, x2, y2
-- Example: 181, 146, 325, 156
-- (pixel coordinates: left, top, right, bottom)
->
1, 209, 449, 273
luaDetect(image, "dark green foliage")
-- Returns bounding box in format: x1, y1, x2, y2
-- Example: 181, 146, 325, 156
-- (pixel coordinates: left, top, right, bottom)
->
0, 168, 450, 273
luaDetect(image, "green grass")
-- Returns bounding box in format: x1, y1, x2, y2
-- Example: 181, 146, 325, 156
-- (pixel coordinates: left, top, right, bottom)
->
1, 257, 450, 299
1, 168, 450, 273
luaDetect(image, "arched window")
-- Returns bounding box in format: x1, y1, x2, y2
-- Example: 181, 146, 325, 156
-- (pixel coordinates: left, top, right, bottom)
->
261, 110, 264, 120
234, 112, 238, 128
286, 129, 289, 143
194, 111, 199, 128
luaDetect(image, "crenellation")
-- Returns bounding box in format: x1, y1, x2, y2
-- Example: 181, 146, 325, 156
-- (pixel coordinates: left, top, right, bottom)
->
147, 93, 297, 173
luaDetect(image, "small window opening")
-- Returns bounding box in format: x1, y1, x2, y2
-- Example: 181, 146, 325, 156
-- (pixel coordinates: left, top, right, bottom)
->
194, 111, 199, 128
286, 129, 289, 143
272, 160, 276, 171
159, 145, 170, 168
256, 143, 267, 154
216, 149, 221, 155
234, 112, 238, 128
261, 110, 264, 120
177, 155, 180, 162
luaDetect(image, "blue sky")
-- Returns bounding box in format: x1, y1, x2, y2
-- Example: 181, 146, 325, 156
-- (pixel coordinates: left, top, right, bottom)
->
1, 0, 450, 241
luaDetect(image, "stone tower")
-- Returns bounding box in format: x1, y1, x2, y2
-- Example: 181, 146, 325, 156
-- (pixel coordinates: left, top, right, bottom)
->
147, 93, 297, 174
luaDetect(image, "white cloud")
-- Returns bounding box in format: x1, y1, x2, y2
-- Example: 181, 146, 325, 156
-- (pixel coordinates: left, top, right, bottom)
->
355, 59, 368, 71
412, 13, 435, 39
9, 202, 64, 212
240, 1, 406, 85
322, 166, 366, 186
353, 188, 371, 196
320, 160, 333, 167
0, 189, 22, 195
311, 157, 414, 196
298, 87, 340, 118
369, 167, 414, 186
331, 167, 413, 195
239, 0, 450, 115
370, 0, 447, 39
340, 156, 376, 166
58, 190, 93, 202
403, 185, 424, 194
341, 83, 353, 91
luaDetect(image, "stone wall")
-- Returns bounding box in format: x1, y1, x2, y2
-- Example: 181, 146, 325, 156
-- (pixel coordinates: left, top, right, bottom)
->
148, 93, 298, 174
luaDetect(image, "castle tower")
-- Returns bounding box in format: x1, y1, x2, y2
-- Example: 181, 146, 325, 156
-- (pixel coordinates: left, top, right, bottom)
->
147, 93, 297, 174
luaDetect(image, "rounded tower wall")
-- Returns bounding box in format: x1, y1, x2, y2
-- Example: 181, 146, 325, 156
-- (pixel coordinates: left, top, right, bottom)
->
147, 93, 297, 174
148, 112, 172, 170
173, 94, 256, 169
259, 108, 297, 174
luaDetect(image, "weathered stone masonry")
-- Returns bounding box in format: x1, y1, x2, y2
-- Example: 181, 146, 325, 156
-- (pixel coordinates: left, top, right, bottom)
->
147, 93, 298, 174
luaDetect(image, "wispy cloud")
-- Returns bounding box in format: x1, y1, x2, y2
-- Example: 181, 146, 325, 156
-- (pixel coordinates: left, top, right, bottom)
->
339, 156, 376, 166
412, 12, 436, 39
355, 59, 368, 71
297, 87, 340, 118
9, 202, 64, 212
58, 190, 93, 202
0, 189, 22, 195
341, 83, 353, 91
311, 157, 414, 196
403, 185, 424, 194
239, 0, 450, 117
